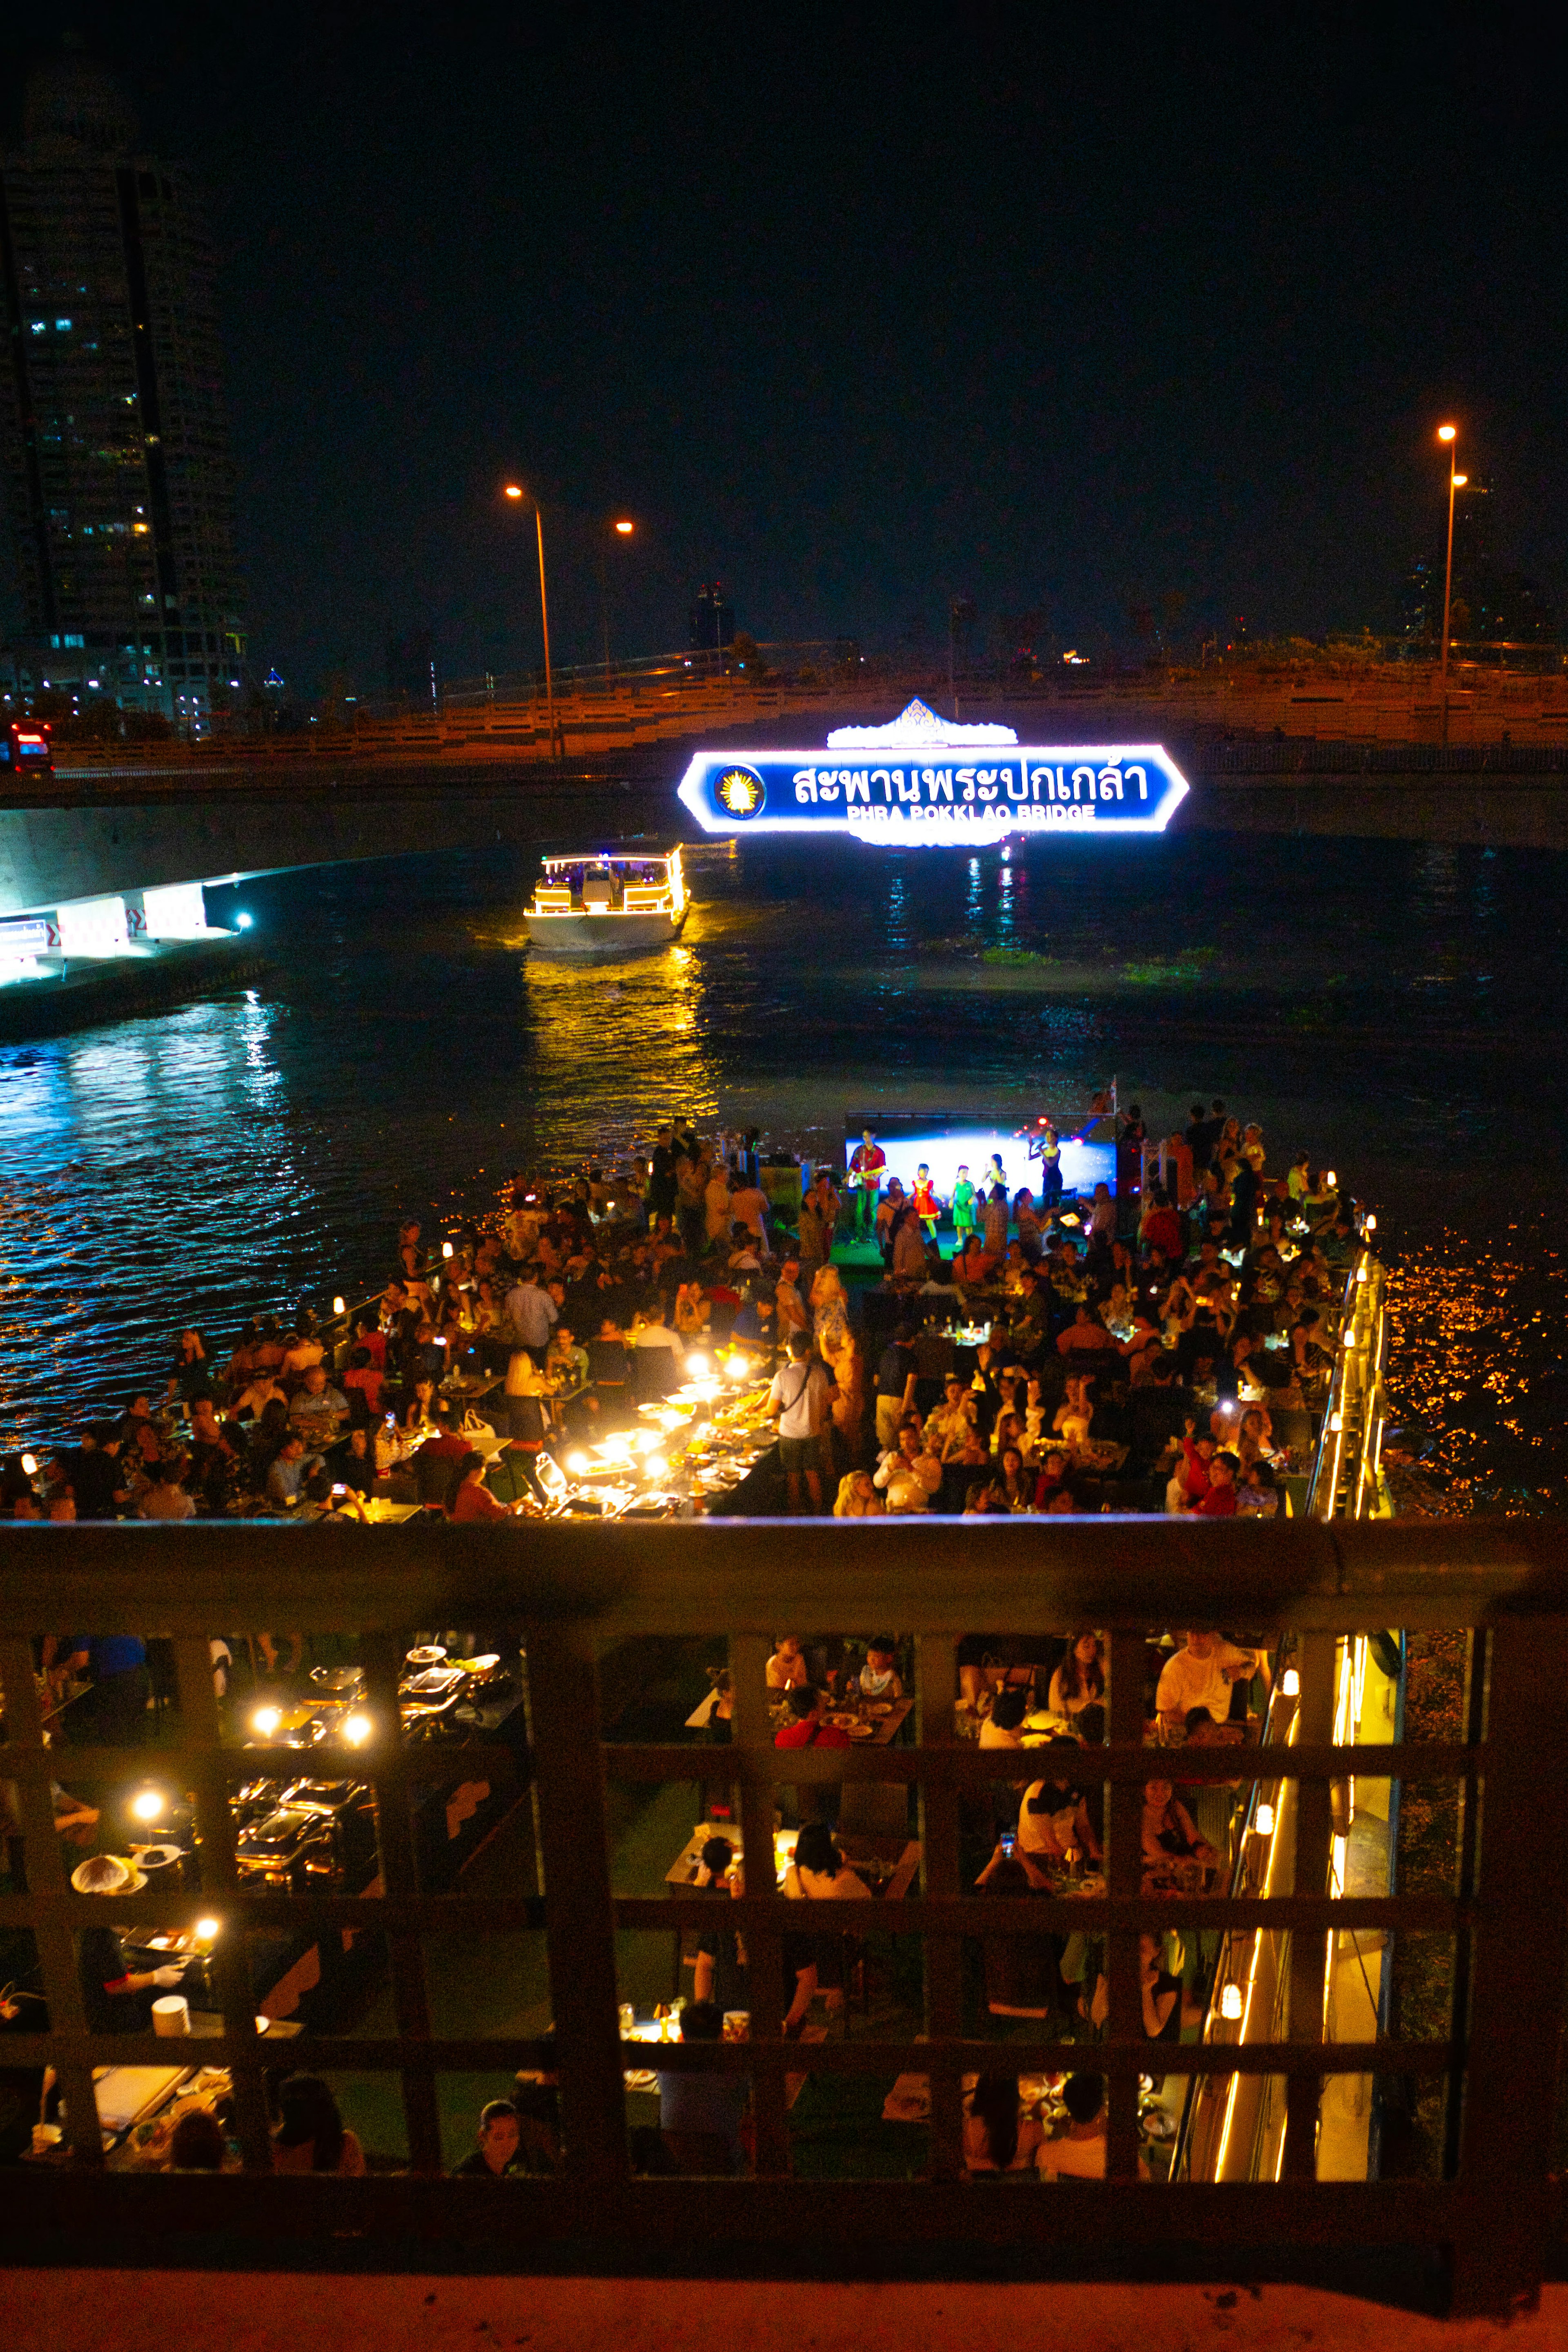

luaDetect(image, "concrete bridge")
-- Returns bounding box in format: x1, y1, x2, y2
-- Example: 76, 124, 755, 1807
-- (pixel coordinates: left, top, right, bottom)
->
6, 667, 1568, 928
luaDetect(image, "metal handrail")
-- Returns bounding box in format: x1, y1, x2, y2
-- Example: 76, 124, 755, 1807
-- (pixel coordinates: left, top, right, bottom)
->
0, 1521, 1566, 2318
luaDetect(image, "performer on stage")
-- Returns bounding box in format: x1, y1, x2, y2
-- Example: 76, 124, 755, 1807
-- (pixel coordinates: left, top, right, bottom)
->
986, 1150, 1008, 1195
846, 1128, 887, 1237
911, 1163, 942, 1240
1038, 1121, 1062, 1207
951, 1165, 978, 1240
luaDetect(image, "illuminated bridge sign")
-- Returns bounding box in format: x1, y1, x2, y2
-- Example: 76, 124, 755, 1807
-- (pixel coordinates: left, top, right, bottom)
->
677, 699, 1189, 845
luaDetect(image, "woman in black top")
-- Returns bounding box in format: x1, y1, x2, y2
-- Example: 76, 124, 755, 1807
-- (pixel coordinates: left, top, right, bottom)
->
1139, 1933, 1183, 2040
452, 2100, 520, 2176
338, 1427, 376, 1496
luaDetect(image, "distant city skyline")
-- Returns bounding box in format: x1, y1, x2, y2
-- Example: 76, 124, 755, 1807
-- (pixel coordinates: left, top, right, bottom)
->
1, 10, 1564, 700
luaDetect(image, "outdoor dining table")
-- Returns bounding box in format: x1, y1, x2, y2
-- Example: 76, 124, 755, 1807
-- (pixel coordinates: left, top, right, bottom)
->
664, 1821, 922, 1900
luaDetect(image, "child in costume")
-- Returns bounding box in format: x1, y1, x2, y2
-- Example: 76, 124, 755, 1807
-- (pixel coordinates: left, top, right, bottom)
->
912, 1164, 942, 1240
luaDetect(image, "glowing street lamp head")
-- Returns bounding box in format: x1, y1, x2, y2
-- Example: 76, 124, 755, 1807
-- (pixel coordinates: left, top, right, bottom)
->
503, 483, 525, 501
1451, 472, 1468, 488
1437, 424, 1457, 442
614, 519, 634, 535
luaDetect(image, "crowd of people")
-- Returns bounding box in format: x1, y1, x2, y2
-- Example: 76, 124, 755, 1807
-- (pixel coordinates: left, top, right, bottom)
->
0, 1099, 1360, 1531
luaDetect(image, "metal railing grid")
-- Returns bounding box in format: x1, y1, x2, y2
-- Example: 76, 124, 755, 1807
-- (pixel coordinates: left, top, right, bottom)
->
0, 1517, 1566, 2319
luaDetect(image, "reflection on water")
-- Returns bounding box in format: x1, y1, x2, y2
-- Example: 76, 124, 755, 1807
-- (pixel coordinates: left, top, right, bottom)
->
1, 829, 1566, 1505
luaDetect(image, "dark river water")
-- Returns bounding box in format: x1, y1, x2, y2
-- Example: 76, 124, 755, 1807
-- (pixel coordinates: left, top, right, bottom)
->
2, 823, 1565, 1508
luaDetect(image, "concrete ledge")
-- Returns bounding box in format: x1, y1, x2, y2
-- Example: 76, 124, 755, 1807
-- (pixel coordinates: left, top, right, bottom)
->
4, 2270, 1567, 2351
0, 935, 267, 1038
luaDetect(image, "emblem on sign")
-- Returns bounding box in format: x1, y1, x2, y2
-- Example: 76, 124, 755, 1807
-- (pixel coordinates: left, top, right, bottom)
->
714, 765, 766, 819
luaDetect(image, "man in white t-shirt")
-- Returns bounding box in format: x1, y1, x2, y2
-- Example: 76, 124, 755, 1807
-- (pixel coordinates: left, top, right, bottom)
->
1155, 1629, 1262, 1731
768, 1333, 829, 1513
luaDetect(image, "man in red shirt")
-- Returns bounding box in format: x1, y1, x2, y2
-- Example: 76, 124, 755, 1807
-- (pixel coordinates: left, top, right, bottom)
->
773, 1685, 852, 1751
774, 1684, 851, 1830
1057, 1303, 1116, 1359
846, 1129, 887, 1237
416, 1402, 471, 1511
1141, 1188, 1184, 1261
1196, 1452, 1239, 1516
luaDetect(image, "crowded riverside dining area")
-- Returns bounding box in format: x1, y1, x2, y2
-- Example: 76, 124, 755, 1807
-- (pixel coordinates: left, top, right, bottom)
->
0, 1097, 1399, 2205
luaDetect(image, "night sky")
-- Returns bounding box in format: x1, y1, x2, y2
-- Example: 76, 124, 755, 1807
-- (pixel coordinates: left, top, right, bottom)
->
10, 3, 1566, 692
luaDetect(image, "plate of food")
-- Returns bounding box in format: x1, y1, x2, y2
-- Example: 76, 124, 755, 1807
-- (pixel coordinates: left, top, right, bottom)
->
829, 1713, 860, 1730
846, 1722, 876, 1739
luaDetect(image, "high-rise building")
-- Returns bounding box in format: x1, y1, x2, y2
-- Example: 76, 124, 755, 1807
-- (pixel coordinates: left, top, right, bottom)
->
1400, 475, 1557, 651
0, 53, 243, 725
688, 582, 734, 653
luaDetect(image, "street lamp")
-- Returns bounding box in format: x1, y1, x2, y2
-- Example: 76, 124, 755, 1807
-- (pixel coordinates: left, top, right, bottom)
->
503, 482, 558, 758
600, 519, 635, 677
1437, 424, 1461, 693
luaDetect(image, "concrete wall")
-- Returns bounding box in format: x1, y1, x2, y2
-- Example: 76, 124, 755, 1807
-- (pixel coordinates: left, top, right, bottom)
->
0, 773, 658, 917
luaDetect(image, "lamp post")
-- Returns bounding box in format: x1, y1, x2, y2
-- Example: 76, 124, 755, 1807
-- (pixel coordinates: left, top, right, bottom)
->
1439, 426, 1467, 687
599, 519, 635, 679
1436, 426, 1467, 746
503, 482, 558, 758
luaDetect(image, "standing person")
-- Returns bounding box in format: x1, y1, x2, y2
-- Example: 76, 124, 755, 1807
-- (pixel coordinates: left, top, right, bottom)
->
72, 1855, 193, 2032
873, 1324, 919, 1452
499, 1348, 553, 1504
646, 1127, 678, 1222
1038, 1123, 1062, 1208
504, 1267, 558, 1367
774, 1256, 809, 1343
796, 1168, 840, 1282
911, 1164, 942, 1240
891, 1205, 927, 1280
1228, 1152, 1259, 1249
951, 1164, 978, 1240
981, 1184, 1010, 1263
846, 1128, 887, 1237
704, 1163, 736, 1250
730, 1169, 772, 1256
768, 1332, 829, 1514
676, 1141, 710, 1258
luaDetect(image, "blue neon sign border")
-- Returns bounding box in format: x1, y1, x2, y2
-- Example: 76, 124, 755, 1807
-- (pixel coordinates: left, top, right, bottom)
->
677, 742, 1189, 842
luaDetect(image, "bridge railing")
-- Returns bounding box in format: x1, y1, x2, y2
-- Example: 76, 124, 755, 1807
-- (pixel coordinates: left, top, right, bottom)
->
0, 1517, 1565, 2318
